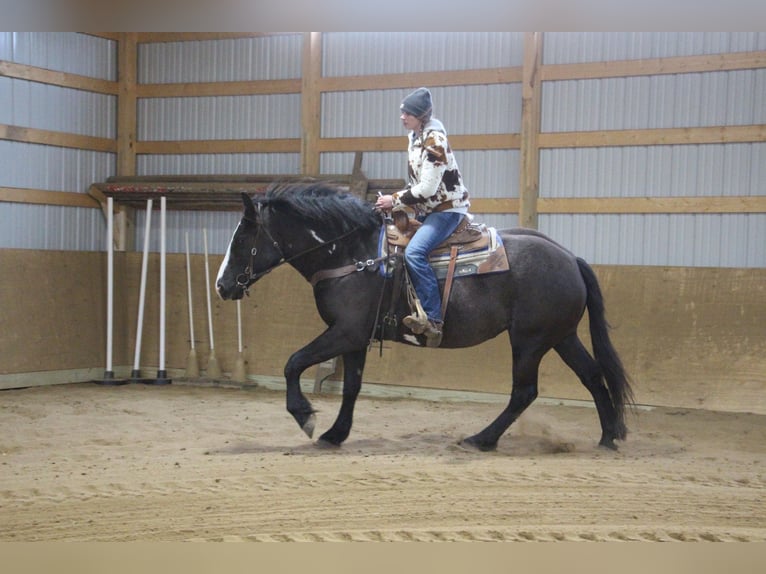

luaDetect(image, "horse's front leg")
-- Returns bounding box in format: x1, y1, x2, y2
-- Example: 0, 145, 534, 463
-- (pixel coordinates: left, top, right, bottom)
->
283, 328, 353, 439
316, 348, 367, 448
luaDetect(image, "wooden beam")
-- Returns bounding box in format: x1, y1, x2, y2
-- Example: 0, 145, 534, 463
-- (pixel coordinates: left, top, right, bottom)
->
117, 33, 138, 177
135, 32, 298, 44
537, 196, 766, 214
0, 187, 100, 208
470, 198, 520, 214
541, 50, 766, 82
540, 125, 766, 148
301, 32, 322, 175
317, 134, 519, 153
318, 67, 522, 93
519, 32, 543, 229
81, 33, 121, 42
136, 79, 301, 98
0, 60, 119, 95
0, 123, 116, 152
135, 138, 301, 155
5, 186, 759, 216
451, 196, 766, 215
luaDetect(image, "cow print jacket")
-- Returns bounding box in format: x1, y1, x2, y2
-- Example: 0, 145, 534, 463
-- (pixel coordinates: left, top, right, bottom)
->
391, 118, 471, 215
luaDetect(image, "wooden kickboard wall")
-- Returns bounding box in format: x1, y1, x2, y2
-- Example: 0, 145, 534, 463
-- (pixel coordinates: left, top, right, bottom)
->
0, 249, 764, 414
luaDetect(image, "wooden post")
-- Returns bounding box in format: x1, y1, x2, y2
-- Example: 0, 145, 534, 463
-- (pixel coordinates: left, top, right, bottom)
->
519, 32, 543, 229
301, 32, 322, 175
115, 32, 138, 251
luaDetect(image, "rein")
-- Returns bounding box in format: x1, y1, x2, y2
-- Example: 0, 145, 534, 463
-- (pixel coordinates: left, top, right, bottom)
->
236, 210, 371, 294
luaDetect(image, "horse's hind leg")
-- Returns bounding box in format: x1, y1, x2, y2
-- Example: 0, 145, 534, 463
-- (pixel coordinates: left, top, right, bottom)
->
316, 348, 367, 448
461, 342, 544, 452
554, 334, 620, 449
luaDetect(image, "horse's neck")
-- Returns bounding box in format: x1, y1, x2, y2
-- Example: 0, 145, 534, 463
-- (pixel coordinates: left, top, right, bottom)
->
285, 224, 381, 280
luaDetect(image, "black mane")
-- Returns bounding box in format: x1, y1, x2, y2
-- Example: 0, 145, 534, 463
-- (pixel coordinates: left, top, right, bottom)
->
262, 181, 380, 234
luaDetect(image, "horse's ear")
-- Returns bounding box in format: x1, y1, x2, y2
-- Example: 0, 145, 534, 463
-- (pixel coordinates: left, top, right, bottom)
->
242, 192, 256, 220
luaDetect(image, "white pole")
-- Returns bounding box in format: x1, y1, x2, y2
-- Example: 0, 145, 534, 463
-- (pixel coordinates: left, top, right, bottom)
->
106, 196, 114, 376
154, 196, 170, 384
184, 231, 199, 378
130, 199, 152, 381
203, 228, 221, 379
96, 196, 125, 384
185, 232, 196, 350
237, 299, 243, 354
203, 228, 215, 351
231, 297, 247, 382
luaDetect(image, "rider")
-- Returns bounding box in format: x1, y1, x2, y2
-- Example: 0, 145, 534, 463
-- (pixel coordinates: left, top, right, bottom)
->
375, 87, 470, 348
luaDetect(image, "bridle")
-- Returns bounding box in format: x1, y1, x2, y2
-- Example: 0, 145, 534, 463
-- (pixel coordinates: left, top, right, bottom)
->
234, 206, 368, 295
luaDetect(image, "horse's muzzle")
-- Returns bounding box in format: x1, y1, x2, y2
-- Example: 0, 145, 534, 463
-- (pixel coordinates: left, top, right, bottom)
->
216, 280, 244, 301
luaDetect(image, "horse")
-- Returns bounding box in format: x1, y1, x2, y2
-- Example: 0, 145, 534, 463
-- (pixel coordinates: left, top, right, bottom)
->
215, 182, 634, 452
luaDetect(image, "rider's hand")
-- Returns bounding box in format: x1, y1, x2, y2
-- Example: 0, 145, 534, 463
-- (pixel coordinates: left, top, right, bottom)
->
375, 194, 394, 212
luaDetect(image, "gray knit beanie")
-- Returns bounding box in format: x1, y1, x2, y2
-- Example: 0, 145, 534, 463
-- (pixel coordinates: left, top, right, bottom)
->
400, 87, 433, 118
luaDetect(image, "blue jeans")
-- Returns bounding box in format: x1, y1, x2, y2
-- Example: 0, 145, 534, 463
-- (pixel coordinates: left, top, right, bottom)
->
404, 211, 464, 322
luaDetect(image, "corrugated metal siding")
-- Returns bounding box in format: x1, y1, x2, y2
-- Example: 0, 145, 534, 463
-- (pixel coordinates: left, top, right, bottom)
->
2, 32, 762, 265
322, 84, 521, 138
0, 77, 116, 139
138, 94, 301, 141
543, 32, 766, 64
133, 35, 305, 255
0, 32, 115, 251
134, 208, 241, 256
0, 204, 105, 250
0, 32, 116, 80
541, 144, 765, 198
137, 153, 300, 176
541, 214, 766, 268
542, 70, 765, 131
0, 141, 115, 194
138, 35, 302, 83
322, 32, 524, 75
540, 32, 765, 268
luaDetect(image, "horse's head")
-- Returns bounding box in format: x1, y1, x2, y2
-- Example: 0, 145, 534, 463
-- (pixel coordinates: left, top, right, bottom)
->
216, 193, 283, 300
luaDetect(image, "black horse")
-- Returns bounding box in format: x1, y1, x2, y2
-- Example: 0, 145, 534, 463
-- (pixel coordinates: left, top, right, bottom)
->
216, 182, 634, 452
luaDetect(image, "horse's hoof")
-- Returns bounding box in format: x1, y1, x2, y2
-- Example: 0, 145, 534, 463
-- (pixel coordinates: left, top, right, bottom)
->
301, 413, 316, 438
314, 438, 341, 450
458, 437, 497, 452
598, 438, 619, 451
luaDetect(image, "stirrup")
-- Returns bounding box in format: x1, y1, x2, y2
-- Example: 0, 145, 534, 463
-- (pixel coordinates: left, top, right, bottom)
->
403, 314, 428, 334
423, 320, 443, 348
403, 296, 428, 334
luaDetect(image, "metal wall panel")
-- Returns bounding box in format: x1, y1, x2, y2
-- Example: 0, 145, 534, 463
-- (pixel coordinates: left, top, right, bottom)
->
541, 214, 766, 268
2, 32, 762, 266
322, 32, 524, 76
138, 94, 301, 141
137, 153, 300, 176
0, 77, 116, 138
0, 204, 105, 251
542, 70, 765, 132
0, 32, 116, 80
539, 32, 765, 268
0, 141, 115, 195
541, 144, 765, 199
544, 32, 766, 64
322, 84, 521, 138
139, 35, 302, 83
135, 208, 241, 256
0, 33, 116, 251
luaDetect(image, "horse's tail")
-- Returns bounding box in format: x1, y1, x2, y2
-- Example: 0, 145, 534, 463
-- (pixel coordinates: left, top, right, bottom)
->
576, 257, 635, 439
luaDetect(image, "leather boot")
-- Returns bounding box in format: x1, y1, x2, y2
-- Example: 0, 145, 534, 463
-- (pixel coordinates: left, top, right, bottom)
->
403, 314, 428, 335
423, 320, 443, 348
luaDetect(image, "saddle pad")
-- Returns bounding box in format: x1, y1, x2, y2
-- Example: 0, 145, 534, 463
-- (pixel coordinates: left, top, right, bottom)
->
431, 227, 509, 278
381, 226, 509, 279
